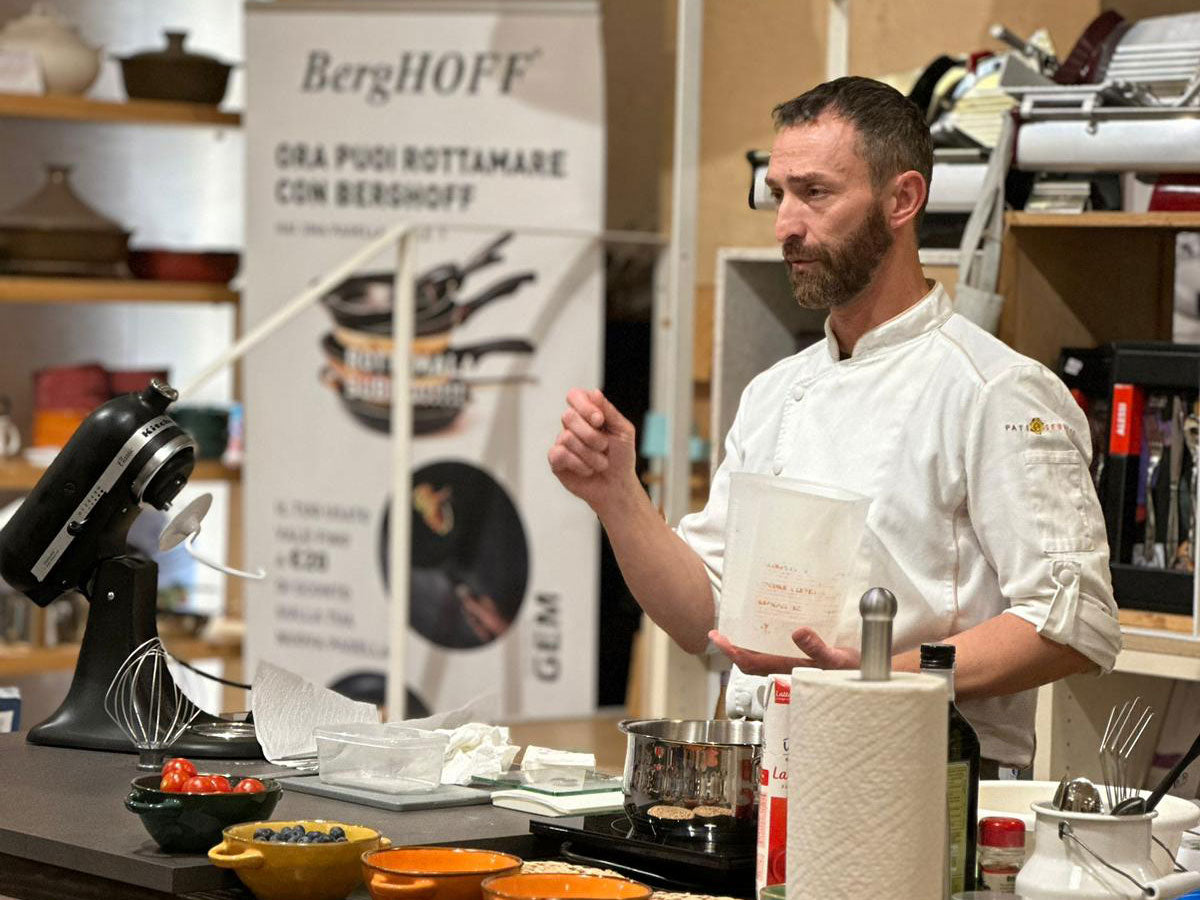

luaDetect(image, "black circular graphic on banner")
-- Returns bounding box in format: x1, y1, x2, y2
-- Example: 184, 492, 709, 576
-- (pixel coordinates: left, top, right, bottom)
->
381, 460, 529, 650
327, 671, 431, 719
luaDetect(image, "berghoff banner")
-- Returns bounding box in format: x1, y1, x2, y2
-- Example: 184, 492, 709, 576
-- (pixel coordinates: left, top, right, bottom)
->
243, 0, 603, 718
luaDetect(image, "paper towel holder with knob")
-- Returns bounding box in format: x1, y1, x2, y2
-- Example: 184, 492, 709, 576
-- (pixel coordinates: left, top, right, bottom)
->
859, 586, 897, 682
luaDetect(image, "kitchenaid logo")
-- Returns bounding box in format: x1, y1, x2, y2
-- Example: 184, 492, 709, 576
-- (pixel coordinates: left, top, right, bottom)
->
139, 418, 172, 439
300, 48, 542, 105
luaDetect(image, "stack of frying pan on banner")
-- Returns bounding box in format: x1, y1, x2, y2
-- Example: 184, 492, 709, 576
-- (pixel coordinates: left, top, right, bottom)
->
319, 232, 538, 435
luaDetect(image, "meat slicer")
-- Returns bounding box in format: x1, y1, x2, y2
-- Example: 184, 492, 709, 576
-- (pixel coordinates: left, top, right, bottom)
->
0, 380, 262, 757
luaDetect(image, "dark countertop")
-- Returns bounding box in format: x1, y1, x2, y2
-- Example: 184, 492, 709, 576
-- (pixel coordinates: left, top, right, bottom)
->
0, 733, 540, 896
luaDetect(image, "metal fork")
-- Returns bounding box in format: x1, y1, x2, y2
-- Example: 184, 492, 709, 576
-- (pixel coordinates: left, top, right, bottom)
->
1099, 697, 1154, 812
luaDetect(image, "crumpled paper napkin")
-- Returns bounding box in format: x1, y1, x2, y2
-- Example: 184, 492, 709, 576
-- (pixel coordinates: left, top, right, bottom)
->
434, 723, 520, 785
251, 661, 379, 765
520, 746, 596, 771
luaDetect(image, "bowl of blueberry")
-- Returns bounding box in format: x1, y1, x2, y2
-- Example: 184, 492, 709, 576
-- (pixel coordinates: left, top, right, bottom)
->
208, 819, 390, 900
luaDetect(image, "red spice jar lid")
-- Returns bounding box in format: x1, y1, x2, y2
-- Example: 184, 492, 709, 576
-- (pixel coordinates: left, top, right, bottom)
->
979, 816, 1026, 848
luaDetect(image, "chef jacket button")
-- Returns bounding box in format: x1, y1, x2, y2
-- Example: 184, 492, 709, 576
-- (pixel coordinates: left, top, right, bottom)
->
771, 461, 783, 476
791, 384, 805, 401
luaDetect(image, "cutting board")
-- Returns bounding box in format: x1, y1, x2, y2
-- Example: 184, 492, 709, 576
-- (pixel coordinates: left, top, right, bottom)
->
281, 775, 494, 812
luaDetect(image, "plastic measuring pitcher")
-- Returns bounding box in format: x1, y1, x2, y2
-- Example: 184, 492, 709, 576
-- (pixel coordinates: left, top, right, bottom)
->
717, 473, 871, 657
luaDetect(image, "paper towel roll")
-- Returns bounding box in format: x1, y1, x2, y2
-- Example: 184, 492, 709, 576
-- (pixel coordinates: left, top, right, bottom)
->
786, 669, 948, 900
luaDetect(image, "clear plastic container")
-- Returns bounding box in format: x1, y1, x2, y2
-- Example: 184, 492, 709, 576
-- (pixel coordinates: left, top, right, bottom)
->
313, 724, 448, 794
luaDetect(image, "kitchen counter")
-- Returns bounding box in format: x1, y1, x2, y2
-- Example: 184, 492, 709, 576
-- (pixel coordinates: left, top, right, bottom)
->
0, 733, 541, 899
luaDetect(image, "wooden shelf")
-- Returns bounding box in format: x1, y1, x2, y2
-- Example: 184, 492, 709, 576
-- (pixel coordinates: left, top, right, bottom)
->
0, 276, 238, 305
0, 458, 240, 491
1008, 211, 1200, 230
0, 92, 240, 128
0, 637, 240, 679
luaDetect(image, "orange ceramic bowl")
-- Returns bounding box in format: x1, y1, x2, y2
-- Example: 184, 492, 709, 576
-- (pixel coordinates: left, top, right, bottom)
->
481, 873, 653, 900
362, 847, 523, 900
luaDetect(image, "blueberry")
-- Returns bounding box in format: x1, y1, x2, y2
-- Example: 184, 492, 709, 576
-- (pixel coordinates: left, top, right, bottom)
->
296, 835, 312, 844
313, 834, 332, 843
329, 826, 346, 840
253, 829, 272, 841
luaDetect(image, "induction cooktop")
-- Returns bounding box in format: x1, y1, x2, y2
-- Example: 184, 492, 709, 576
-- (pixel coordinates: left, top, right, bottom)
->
529, 812, 756, 897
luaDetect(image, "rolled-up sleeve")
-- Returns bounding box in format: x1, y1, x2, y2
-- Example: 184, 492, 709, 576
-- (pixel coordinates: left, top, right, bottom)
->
964, 364, 1122, 671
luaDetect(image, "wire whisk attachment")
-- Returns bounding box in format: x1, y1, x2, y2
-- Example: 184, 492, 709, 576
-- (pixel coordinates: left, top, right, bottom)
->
1098, 696, 1154, 813
104, 638, 201, 770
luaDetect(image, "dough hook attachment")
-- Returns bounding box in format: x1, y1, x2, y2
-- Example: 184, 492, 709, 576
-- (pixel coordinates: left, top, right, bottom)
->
159, 493, 266, 580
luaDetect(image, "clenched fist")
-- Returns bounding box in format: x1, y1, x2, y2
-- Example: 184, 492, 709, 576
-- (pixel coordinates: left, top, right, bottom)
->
547, 388, 639, 516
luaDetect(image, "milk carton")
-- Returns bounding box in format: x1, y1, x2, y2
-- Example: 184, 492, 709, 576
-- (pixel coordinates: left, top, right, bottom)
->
756, 675, 790, 891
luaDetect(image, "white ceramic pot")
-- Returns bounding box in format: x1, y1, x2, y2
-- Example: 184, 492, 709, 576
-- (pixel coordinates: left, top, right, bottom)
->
979, 780, 1200, 858
1014, 802, 1200, 900
0, 2, 101, 95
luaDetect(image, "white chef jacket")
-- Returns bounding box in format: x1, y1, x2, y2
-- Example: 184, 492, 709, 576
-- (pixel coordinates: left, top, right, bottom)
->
679, 282, 1122, 766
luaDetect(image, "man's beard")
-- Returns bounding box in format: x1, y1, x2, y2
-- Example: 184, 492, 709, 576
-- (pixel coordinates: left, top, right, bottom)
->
783, 202, 894, 310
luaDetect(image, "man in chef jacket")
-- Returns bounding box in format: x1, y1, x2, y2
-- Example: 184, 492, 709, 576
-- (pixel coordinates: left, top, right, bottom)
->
547, 76, 1121, 771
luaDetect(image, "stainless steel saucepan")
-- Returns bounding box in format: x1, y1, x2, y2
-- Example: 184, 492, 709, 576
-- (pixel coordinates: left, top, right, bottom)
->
618, 718, 762, 840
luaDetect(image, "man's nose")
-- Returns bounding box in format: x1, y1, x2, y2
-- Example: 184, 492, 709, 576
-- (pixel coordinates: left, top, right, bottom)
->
774, 197, 806, 245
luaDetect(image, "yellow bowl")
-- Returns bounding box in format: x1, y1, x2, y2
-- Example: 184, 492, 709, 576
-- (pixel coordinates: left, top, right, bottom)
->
209, 819, 390, 900
481, 873, 652, 900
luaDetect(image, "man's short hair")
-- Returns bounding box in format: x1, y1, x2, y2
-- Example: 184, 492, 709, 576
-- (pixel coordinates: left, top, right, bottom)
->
772, 77, 933, 209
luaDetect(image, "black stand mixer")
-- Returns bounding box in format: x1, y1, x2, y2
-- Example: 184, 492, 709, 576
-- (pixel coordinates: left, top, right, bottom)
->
0, 380, 262, 758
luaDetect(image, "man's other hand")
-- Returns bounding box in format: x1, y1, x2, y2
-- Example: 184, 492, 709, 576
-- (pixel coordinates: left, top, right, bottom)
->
709, 627, 860, 674
547, 388, 639, 516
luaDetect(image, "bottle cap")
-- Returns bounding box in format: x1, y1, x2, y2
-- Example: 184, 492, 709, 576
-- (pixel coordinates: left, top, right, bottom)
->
979, 816, 1026, 848
920, 642, 956, 669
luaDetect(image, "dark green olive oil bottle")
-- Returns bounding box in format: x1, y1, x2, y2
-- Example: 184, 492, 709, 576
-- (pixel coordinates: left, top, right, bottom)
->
921, 643, 981, 894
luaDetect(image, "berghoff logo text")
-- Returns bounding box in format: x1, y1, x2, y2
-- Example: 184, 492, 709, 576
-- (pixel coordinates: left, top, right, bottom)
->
301, 49, 542, 104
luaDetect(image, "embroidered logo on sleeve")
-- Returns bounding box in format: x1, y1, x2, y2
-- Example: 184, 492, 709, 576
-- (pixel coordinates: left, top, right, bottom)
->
1005, 416, 1073, 435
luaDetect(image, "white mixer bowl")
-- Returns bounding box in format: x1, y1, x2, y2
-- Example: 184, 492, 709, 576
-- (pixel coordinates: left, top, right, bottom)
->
979, 780, 1200, 858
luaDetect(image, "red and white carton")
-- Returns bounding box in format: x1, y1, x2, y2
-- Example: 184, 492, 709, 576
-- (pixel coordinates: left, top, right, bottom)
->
756, 675, 790, 892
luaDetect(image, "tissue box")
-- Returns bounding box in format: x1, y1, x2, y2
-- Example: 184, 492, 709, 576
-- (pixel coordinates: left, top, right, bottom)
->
314, 724, 448, 794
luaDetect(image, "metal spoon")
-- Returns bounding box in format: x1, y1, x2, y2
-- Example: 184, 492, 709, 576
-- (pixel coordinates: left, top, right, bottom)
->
1062, 776, 1103, 813
1052, 773, 1071, 809
1113, 727, 1200, 815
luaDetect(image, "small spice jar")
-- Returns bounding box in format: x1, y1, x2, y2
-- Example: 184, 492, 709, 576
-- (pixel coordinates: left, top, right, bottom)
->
977, 816, 1026, 893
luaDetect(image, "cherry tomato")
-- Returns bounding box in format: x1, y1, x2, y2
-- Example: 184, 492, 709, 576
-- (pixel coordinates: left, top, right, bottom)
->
209, 775, 233, 793
181, 776, 214, 794
233, 778, 266, 794
162, 757, 198, 778
159, 771, 188, 793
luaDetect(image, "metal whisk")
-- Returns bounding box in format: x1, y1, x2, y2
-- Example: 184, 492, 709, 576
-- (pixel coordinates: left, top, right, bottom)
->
104, 638, 201, 770
1098, 697, 1154, 813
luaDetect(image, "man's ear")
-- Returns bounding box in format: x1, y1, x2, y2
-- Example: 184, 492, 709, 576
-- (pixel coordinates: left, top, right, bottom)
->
888, 170, 927, 229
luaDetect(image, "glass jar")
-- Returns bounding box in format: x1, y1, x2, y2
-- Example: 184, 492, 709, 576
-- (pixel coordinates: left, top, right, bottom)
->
977, 816, 1026, 893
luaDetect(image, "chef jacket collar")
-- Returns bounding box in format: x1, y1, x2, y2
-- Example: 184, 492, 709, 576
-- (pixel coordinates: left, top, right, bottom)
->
822, 280, 952, 363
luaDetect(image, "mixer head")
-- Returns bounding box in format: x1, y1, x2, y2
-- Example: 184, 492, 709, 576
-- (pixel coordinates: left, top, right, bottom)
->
0, 380, 196, 607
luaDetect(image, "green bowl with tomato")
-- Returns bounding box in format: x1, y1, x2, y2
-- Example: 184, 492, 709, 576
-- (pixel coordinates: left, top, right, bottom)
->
125, 773, 282, 853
